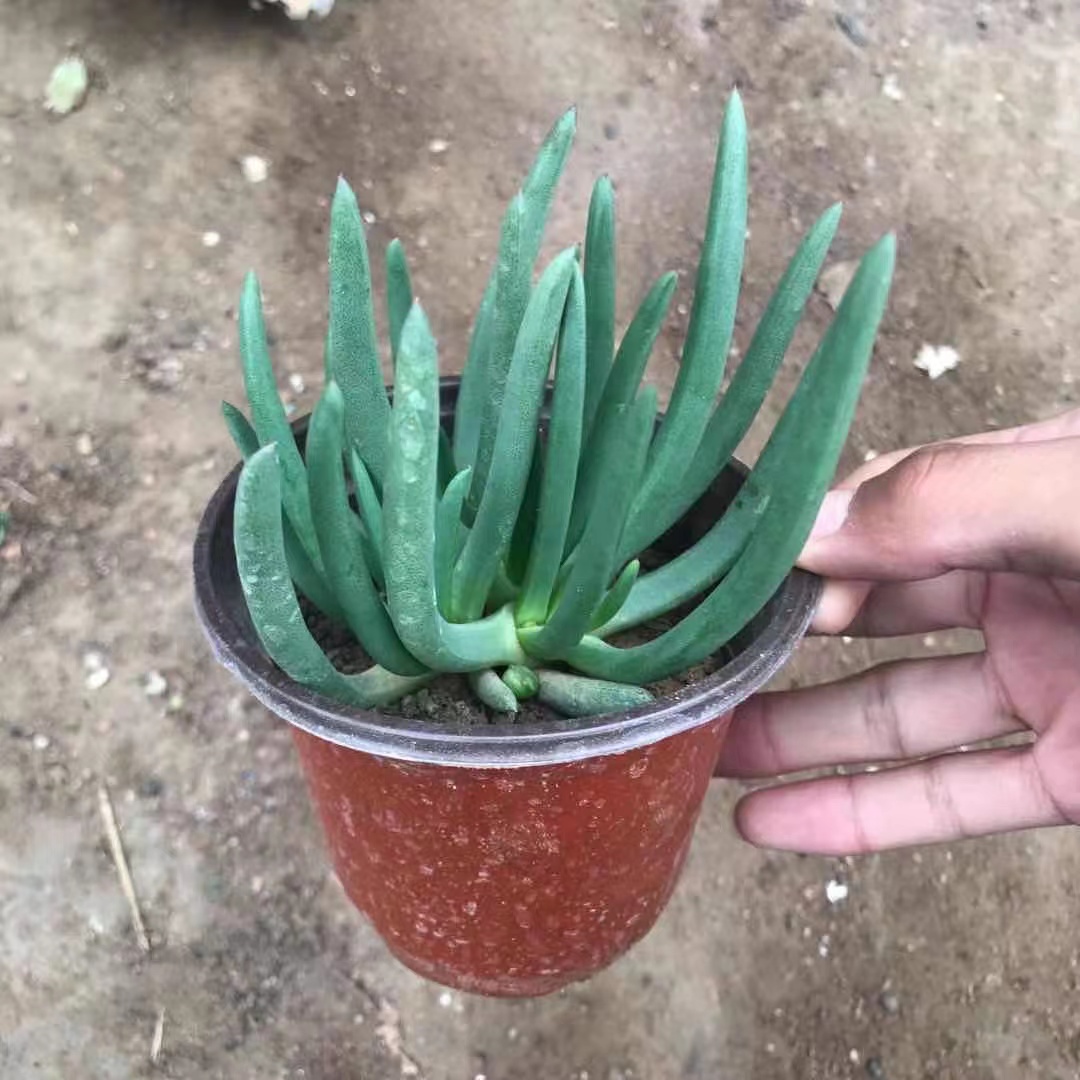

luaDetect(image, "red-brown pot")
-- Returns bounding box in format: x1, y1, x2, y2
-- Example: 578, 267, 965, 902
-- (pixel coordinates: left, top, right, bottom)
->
193, 380, 818, 996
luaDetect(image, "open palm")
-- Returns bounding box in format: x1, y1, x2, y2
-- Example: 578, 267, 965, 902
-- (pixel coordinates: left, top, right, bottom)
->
716, 410, 1080, 854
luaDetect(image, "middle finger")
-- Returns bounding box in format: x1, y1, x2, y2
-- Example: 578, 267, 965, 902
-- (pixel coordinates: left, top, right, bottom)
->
717, 651, 1027, 779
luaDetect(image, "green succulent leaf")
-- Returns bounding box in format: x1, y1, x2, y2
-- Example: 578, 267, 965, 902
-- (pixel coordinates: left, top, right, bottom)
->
502, 664, 539, 700
435, 467, 472, 619
347, 447, 385, 589
620, 201, 843, 559
222, 400, 343, 621
327, 178, 391, 484
590, 558, 640, 631
386, 238, 413, 363
631, 91, 748, 545
469, 669, 519, 713
517, 262, 587, 625
234, 444, 428, 707
307, 384, 426, 676
534, 670, 653, 717
566, 270, 676, 550
238, 272, 321, 567
563, 233, 897, 683
600, 481, 769, 636
583, 175, 616, 436
384, 303, 525, 670
521, 385, 656, 660
453, 247, 577, 619
455, 107, 577, 482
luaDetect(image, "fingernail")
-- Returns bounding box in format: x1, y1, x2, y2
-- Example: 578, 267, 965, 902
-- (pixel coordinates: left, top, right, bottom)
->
807, 488, 853, 543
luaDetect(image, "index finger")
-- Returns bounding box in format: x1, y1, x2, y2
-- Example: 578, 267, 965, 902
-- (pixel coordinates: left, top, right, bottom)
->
800, 438, 1080, 582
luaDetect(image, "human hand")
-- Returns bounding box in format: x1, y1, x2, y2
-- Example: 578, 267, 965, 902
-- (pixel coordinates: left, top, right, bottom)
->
716, 408, 1080, 854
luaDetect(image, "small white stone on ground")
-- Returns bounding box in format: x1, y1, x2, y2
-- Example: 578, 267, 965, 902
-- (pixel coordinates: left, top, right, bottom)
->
143, 670, 168, 697
428, 138, 450, 154
882, 73, 905, 101
86, 667, 111, 691
202, 231, 221, 248
914, 344, 961, 379
75, 433, 94, 457
45, 56, 89, 115
826, 879, 849, 905
241, 155, 270, 184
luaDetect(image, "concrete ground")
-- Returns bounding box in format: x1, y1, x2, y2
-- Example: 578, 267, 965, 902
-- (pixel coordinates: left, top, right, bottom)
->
1, 0, 1079, 1077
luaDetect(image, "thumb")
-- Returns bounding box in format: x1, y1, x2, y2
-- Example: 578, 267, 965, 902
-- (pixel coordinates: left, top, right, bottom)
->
798, 438, 1080, 582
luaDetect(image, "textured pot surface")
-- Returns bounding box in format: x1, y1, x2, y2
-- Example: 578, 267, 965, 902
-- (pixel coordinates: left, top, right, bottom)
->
292, 715, 730, 996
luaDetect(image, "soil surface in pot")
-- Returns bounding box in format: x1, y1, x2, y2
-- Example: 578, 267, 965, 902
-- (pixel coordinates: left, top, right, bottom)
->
302, 543, 737, 726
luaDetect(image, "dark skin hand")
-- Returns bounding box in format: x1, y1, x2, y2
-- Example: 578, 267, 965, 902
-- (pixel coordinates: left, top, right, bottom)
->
716, 408, 1080, 854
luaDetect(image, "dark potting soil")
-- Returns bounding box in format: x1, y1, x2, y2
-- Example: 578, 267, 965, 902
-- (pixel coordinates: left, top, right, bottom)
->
300, 549, 737, 726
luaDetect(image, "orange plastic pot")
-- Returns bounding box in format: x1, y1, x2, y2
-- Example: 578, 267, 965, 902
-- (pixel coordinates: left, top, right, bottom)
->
193, 381, 818, 996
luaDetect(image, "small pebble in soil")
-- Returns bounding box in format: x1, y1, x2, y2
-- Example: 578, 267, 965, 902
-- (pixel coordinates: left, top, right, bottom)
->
32, 733, 51, 751
825, 878, 849, 905
82, 648, 111, 690
866, 1058, 886, 1079
881, 74, 905, 102
879, 989, 900, 1014
143, 670, 168, 697
428, 138, 450, 154
75, 432, 94, 457
835, 12, 870, 46
241, 155, 270, 184
202, 230, 221, 248
138, 776, 165, 798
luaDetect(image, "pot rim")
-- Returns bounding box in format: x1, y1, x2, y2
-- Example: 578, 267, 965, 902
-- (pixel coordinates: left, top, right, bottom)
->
193, 386, 820, 769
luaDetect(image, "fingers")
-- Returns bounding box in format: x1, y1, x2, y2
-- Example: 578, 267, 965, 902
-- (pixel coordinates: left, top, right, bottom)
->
800, 439, 1080, 582
835, 407, 1080, 492
811, 570, 986, 636
717, 652, 1025, 779
734, 746, 1067, 855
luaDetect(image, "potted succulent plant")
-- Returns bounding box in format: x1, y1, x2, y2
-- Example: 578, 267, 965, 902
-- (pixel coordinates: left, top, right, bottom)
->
194, 91, 894, 997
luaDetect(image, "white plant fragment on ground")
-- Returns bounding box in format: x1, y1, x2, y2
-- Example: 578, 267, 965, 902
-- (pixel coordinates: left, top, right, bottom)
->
45, 56, 89, 115
252, 0, 335, 17
914, 344, 961, 380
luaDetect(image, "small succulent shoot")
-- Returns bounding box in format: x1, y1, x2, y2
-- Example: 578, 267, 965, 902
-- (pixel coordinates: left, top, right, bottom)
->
224, 91, 896, 718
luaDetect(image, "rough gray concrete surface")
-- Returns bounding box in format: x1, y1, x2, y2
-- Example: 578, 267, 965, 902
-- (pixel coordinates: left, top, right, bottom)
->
1, 1, 1079, 1077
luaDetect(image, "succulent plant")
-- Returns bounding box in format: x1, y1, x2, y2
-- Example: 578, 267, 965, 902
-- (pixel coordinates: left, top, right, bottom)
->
222, 91, 895, 718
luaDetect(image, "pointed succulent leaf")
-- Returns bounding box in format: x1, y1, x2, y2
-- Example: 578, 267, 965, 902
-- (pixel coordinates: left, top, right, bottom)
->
563, 233, 896, 683
589, 558, 640, 631
238, 272, 321, 566
566, 270, 676, 550
454, 107, 576, 477
384, 303, 525, 670
327, 178, 390, 483
619, 201, 843, 559
234, 444, 429, 706
582, 175, 616, 436
517, 262, 586, 624
222, 399, 342, 620
307, 384, 426, 676
386, 238, 413, 363
453, 248, 577, 619
631, 92, 748, 542
469, 669, 519, 713
521, 385, 655, 660
600, 482, 769, 636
